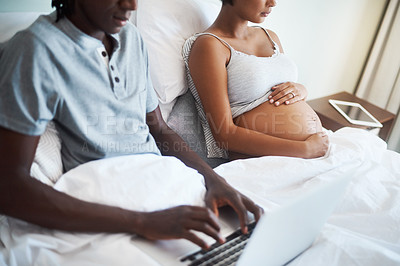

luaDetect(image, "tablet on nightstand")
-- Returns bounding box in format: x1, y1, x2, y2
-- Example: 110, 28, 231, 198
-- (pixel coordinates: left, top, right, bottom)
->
328, 99, 383, 128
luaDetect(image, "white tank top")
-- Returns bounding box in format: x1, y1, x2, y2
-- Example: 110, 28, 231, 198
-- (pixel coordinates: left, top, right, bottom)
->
182, 27, 298, 158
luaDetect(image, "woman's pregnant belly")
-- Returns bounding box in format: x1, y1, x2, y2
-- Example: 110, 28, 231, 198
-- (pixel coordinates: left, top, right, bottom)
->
233, 100, 322, 141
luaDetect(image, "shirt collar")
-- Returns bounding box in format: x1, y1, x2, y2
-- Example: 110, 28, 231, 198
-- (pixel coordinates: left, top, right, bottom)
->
51, 11, 121, 51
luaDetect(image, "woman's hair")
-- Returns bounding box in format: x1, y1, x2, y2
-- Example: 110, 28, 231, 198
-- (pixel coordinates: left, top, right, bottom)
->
221, 0, 233, 5
52, 0, 74, 22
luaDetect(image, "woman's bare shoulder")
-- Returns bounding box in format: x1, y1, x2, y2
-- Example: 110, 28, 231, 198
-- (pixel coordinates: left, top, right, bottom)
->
267, 28, 283, 42
190, 33, 231, 63
261, 28, 284, 53
265, 28, 278, 40
192, 33, 230, 51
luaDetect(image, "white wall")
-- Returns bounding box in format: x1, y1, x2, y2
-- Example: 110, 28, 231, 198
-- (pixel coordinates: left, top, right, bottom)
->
261, 0, 388, 100
0, 0, 53, 12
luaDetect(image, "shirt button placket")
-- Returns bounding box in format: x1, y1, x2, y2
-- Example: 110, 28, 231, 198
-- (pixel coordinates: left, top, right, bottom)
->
110, 60, 124, 99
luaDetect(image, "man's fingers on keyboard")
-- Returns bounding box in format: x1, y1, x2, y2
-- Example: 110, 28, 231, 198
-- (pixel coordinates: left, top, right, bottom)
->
189, 221, 225, 244
184, 231, 210, 250
230, 199, 249, 234
244, 198, 264, 222
191, 207, 220, 231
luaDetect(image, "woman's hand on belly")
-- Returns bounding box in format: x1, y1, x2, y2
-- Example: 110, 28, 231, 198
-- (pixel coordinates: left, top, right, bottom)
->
269, 82, 308, 106
303, 132, 330, 158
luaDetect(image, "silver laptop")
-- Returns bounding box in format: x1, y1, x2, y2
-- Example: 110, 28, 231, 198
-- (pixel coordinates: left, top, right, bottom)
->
132, 174, 351, 266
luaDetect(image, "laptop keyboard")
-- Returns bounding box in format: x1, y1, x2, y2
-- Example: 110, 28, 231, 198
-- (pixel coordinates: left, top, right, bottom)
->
181, 222, 257, 266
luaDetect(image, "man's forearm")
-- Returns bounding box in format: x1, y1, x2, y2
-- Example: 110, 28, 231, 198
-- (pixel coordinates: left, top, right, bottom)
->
0, 173, 140, 234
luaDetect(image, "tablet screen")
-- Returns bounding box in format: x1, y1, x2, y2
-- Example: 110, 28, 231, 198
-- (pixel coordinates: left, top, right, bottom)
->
335, 103, 377, 123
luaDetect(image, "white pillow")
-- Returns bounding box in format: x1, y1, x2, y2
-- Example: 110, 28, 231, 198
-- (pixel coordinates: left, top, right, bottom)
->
30, 121, 63, 185
136, 0, 221, 120
54, 154, 207, 212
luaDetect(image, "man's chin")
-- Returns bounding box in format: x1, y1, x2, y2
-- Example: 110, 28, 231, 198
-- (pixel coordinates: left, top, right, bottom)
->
107, 26, 124, 35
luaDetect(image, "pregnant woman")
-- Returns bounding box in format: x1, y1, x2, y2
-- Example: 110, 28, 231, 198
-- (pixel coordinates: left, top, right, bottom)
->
183, 0, 329, 160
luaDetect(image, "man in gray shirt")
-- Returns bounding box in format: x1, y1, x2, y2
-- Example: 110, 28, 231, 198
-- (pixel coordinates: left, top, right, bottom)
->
0, 0, 262, 249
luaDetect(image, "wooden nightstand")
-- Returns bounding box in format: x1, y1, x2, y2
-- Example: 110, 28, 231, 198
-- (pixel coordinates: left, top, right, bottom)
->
308, 92, 396, 141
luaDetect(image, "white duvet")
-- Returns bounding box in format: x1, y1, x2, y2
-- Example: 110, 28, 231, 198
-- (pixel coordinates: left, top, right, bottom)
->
1, 127, 400, 266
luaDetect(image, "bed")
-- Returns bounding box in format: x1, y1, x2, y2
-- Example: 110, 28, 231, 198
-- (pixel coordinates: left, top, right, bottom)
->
1, 1, 400, 265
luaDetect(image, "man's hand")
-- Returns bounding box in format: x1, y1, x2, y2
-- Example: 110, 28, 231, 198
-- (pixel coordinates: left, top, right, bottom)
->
137, 205, 225, 249
203, 173, 264, 234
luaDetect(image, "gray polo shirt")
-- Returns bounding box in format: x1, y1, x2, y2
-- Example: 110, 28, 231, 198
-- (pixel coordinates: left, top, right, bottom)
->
0, 12, 161, 171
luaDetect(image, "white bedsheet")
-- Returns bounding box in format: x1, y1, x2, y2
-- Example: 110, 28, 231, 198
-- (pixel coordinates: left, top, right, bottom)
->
1, 127, 399, 266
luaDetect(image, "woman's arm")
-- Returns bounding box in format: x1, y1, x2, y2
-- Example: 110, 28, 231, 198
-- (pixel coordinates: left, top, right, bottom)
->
0, 126, 225, 249
188, 36, 328, 159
